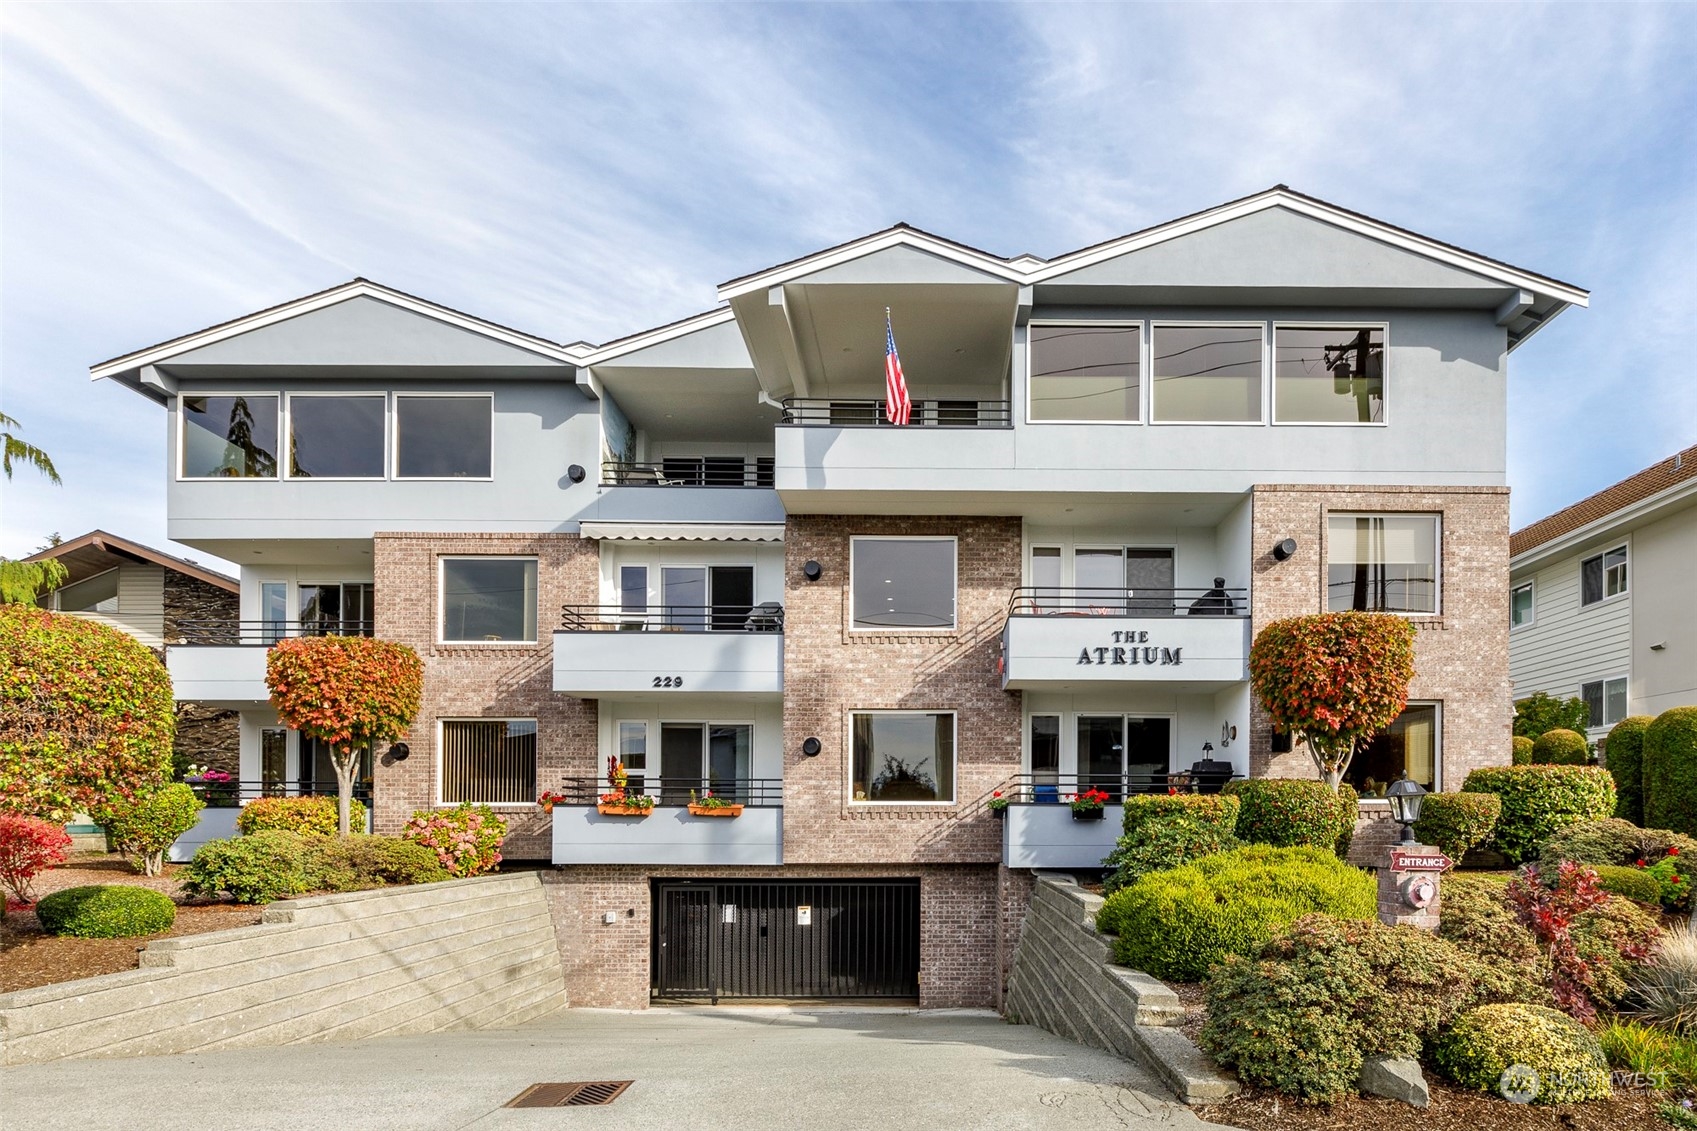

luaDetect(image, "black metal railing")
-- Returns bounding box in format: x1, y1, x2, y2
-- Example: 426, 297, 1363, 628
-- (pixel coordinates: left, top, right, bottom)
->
172, 619, 375, 645
180, 778, 374, 809
550, 776, 784, 808
602, 459, 774, 488
559, 603, 784, 632
997, 768, 1241, 804
780, 398, 1012, 427
1006, 586, 1248, 619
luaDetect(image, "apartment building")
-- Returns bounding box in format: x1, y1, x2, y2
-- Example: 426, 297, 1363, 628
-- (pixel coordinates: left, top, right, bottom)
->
91, 186, 1585, 1009
1509, 444, 1697, 744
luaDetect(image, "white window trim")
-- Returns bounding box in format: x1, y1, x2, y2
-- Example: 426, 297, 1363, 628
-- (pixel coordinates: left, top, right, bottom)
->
1579, 544, 1629, 607
1024, 319, 1146, 426
1148, 321, 1268, 426
1355, 700, 1443, 802
1269, 321, 1390, 428
282, 391, 390, 481
437, 555, 540, 645
1510, 580, 1535, 631
393, 391, 496, 482
653, 718, 757, 790
435, 717, 539, 808
1049, 711, 1179, 781
176, 390, 281, 481
847, 708, 959, 806
49, 566, 121, 613
1325, 511, 1443, 618
1579, 674, 1630, 730
848, 535, 959, 633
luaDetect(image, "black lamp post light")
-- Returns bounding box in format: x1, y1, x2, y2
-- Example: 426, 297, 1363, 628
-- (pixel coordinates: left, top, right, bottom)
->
1385, 774, 1428, 844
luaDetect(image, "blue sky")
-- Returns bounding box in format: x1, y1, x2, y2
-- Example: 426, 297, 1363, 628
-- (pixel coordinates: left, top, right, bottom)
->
2, 2, 1694, 569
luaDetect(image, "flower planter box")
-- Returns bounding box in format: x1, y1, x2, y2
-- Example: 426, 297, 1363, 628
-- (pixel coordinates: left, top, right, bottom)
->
1071, 808, 1106, 822
990, 807, 1007, 819
597, 803, 653, 817
688, 803, 744, 818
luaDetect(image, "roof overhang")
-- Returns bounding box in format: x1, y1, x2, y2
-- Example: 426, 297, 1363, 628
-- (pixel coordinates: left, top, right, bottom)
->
1511, 476, 1697, 575
24, 530, 238, 592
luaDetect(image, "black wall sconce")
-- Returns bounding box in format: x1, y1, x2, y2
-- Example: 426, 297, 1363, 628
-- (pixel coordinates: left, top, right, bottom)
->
567, 464, 587, 483
801, 737, 822, 757
1271, 538, 1298, 561
802, 560, 822, 581
387, 742, 410, 762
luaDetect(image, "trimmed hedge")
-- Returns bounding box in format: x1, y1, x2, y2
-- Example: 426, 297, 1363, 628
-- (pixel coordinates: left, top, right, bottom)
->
1592, 863, 1667, 906
1410, 792, 1500, 862
237, 795, 367, 838
1433, 1003, 1610, 1103
1512, 736, 1535, 765
308, 835, 450, 892
1537, 817, 1697, 872
1222, 779, 1358, 857
1645, 708, 1697, 837
1531, 728, 1589, 766
36, 884, 176, 938
1606, 716, 1655, 824
1572, 896, 1662, 1006
181, 830, 314, 903
1101, 794, 1239, 895
1095, 844, 1376, 981
1460, 765, 1617, 864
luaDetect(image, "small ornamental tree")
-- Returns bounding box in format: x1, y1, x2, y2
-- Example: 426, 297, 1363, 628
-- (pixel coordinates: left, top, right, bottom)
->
0, 813, 72, 902
1248, 612, 1417, 790
266, 635, 423, 836
1514, 692, 1592, 741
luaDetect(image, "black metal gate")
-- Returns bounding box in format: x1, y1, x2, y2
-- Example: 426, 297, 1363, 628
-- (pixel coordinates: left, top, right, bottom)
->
653, 880, 920, 1002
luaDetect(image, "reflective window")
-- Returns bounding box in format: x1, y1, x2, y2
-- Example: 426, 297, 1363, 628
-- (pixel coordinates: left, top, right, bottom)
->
1348, 703, 1438, 794
851, 712, 955, 803
1151, 325, 1263, 422
1028, 324, 1141, 421
57, 569, 118, 614
396, 395, 492, 478
288, 395, 385, 478
618, 720, 649, 794
181, 395, 278, 478
1273, 326, 1385, 423
1327, 513, 1439, 614
1511, 583, 1534, 629
1580, 546, 1627, 606
1030, 715, 1060, 787
1582, 678, 1628, 729
851, 538, 956, 629
441, 557, 537, 642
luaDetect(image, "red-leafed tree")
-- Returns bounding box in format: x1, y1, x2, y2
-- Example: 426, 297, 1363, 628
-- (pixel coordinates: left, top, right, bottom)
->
266, 635, 423, 836
1249, 611, 1417, 791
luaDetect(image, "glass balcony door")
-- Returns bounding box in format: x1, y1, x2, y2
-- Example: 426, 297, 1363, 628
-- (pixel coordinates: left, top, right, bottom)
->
658, 722, 753, 804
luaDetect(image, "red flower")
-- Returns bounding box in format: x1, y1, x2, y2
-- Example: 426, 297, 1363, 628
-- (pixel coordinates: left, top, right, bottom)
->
1671, 847, 1681, 857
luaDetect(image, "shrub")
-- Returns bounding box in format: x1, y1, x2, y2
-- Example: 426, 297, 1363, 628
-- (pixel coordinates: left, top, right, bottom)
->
101, 783, 203, 877
1512, 735, 1535, 765
1101, 794, 1240, 894
0, 812, 72, 902
401, 803, 505, 878
1508, 862, 1658, 1020
1095, 844, 1375, 981
1437, 874, 1553, 1007
1411, 792, 1500, 861
1627, 926, 1697, 1037
1461, 765, 1617, 864
35, 884, 176, 938
1515, 691, 1592, 741
1532, 728, 1590, 765
1572, 895, 1662, 1007
1433, 1003, 1610, 1103
1645, 707, 1697, 837
237, 795, 367, 838
1201, 914, 1508, 1104
1595, 863, 1671, 906
1600, 1019, 1697, 1092
180, 830, 313, 904
1223, 779, 1358, 856
306, 835, 450, 892
1606, 715, 1655, 823
1537, 817, 1697, 907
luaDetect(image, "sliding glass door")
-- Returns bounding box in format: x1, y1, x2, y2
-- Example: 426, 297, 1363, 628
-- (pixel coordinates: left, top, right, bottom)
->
658, 722, 753, 803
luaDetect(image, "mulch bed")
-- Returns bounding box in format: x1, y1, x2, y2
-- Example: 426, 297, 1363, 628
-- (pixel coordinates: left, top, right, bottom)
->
1196, 1081, 1668, 1130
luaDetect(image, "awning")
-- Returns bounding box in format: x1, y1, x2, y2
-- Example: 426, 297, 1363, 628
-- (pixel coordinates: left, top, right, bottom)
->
578, 522, 785, 543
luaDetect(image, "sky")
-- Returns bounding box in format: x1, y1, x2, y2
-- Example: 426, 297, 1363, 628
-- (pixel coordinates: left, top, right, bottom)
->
2, 2, 1694, 571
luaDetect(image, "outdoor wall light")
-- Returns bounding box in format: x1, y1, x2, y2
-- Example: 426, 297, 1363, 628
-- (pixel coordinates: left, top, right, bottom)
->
387, 742, 410, 762
1386, 775, 1428, 844
801, 737, 822, 757
567, 464, 587, 483
1271, 538, 1298, 561
802, 560, 823, 581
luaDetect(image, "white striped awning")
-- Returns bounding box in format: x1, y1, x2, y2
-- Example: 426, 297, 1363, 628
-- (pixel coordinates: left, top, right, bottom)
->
577, 522, 785, 543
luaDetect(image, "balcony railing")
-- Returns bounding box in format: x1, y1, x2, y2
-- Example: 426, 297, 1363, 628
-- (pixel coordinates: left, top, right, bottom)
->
559, 603, 784, 633
780, 398, 1012, 428
602, 459, 774, 488
179, 778, 374, 808
172, 619, 375, 645
549, 776, 784, 807
998, 768, 1240, 804
1006, 586, 1248, 619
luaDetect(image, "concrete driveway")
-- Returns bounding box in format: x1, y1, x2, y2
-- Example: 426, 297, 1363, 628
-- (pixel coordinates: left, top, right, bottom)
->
0, 1006, 1238, 1130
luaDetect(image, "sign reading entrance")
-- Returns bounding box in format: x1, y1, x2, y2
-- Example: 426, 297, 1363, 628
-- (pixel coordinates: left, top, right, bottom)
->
1388, 850, 1453, 872
1076, 629, 1183, 668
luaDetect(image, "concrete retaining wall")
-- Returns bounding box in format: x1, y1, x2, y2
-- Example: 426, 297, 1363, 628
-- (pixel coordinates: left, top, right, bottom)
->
0, 871, 566, 1066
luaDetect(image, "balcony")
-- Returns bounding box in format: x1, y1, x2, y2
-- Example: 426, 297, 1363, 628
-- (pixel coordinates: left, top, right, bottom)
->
1000, 770, 1237, 870
1000, 588, 1250, 692
602, 458, 773, 488
552, 604, 784, 696
779, 397, 1010, 427
549, 777, 783, 866
165, 619, 375, 704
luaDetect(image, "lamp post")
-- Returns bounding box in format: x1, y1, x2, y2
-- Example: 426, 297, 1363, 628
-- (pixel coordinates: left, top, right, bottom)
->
1385, 774, 1428, 845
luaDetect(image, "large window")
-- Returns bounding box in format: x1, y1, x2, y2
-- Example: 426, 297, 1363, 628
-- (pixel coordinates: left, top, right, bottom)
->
299, 582, 374, 636
440, 719, 537, 805
1327, 513, 1440, 615
1511, 582, 1534, 629
288, 395, 385, 478
181, 394, 278, 478
440, 557, 537, 642
1027, 323, 1141, 422
1273, 326, 1385, 424
851, 712, 955, 803
54, 569, 119, 614
1151, 324, 1263, 423
1580, 546, 1628, 606
1348, 703, 1438, 795
851, 537, 956, 629
396, 395, 492, 479
1582, 678, 1628, 729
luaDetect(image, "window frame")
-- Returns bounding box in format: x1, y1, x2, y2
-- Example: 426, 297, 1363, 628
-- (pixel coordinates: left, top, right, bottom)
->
176, 391, 282, 481
847, 708, 958, 807
1269, 321, 1389, 427
392, 391, 495, 482
1325, 511, 1443, 618
51, 566, 121, 614
1024, 319, 1146, 426
436, 555, 539, 645
1148, 321, 1268, 427
1579, 544, 1629, 607
1510, 580, 1535, 631
435, 717, 539, 808
1580, 675, 1630, 730
282, 391, 390, 481
1352, 700, 1442, 801
848, 535, 959, 633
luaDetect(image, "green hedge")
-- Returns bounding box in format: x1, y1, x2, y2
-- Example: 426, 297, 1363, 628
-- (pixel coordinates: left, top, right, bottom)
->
1512, 736, 1535, 765
1531, 728, 1589, 766
237, 796, 367, 838
36, 884, 176, 938
181, 830, 314, 904
1606, 716, 1655, 824
1222, 779, 1358, 857
1410, 792, 1500, 861
1645, 708, 1697, 837
1459, 765, 1617, 864
1433, 1003, 1610, 1103
1592, 863, 1666, 906
308, 836, 450, 892
1536, 817, 1697, 873
1095, 844, 1375, 981
1101, 794, 1239, 895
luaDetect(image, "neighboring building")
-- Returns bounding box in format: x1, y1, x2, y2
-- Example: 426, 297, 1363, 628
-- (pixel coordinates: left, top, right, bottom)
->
1509, 443, 1697, 744
90, 186, 1586, 1009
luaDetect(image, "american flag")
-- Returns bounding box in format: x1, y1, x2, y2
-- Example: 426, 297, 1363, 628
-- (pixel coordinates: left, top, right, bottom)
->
884, 308, 912, 426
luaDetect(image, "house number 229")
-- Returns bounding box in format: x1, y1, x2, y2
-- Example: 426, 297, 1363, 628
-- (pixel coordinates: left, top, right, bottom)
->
652, 676, 684, 688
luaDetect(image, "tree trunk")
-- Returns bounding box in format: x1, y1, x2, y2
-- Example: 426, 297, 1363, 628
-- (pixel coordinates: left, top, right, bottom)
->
333, 752, 356, 837
143, 850, 163, 878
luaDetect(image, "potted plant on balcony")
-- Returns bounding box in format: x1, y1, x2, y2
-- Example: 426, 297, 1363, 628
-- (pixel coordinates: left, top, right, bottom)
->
987, 790, 1009, 818
687, 789, 743, 818
1069, 788, 1110, 821
537, 789, 569, 814
596, 757, 654, 817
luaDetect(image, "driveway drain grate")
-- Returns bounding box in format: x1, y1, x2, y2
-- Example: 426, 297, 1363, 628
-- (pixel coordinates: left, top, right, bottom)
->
506, 1081, 633, 1108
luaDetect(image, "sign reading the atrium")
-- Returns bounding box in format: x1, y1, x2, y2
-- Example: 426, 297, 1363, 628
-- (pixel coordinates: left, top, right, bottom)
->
1076, 630, 1183, 668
